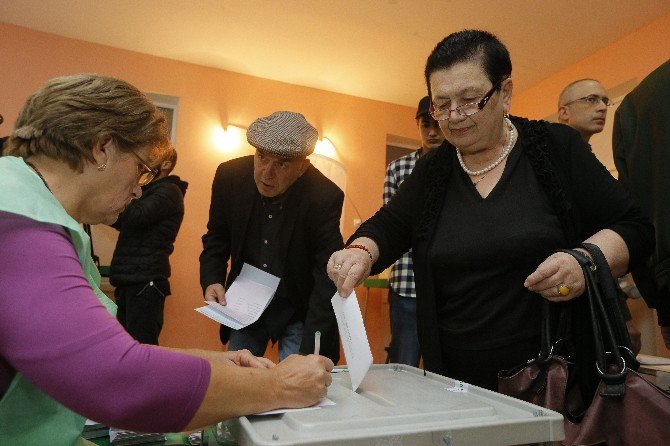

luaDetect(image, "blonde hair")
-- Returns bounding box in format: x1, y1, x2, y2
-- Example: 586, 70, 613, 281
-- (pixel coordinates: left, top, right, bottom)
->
5, 74, 170, 171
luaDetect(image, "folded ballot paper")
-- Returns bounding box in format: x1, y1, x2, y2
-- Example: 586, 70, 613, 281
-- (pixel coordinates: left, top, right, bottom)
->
109, 427, 166, 445
83, 419, 109, 440
196, 263, 280, 330
331, 290, 373, 391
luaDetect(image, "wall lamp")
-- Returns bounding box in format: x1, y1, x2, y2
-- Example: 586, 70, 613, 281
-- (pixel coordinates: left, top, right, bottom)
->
314, 137, 337, 159
212, 125, 246, 153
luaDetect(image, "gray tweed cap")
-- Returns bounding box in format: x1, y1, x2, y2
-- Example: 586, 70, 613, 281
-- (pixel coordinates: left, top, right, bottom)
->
246, 111, 318, 159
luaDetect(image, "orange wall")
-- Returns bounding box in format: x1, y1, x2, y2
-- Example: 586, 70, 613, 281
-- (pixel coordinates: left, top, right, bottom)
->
3, 17, 669, 357
512, 12, 670, 120
0, 22, 418, 351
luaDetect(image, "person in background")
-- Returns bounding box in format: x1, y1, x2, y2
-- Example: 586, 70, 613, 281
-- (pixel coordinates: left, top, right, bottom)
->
200, 111, 343, 363
613, 59, 670, 351
110, 145, 187, 345
558, 78, 642, 354
0, 137, 8, 155
557, 79, 613, 143
0, 113, 6, 155
0, 74, 332, 445
383, 96, 445, 366
327, 30, 653, 391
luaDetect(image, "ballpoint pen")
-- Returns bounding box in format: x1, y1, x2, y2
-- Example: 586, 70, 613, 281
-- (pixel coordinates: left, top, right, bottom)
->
314, 331, 321, 355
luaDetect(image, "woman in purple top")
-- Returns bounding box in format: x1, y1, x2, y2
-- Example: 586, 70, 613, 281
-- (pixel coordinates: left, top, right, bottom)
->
0, 74, 333, 445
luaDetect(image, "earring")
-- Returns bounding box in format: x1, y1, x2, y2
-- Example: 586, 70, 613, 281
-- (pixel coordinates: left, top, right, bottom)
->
97, 163, 107, 171
503, 112, 510, 119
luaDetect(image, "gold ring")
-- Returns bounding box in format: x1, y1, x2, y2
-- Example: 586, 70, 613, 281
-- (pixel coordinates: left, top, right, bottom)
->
557, 283, 570, 296
334, 263, 343, 271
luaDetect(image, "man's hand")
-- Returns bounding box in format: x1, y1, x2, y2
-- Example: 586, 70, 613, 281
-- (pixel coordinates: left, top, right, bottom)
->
205, 283, 226, 305
272, 354, 334, 409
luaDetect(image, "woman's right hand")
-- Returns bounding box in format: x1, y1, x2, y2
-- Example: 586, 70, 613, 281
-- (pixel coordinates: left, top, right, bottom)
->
273, 354, 334, 408
327, 239, 377, 297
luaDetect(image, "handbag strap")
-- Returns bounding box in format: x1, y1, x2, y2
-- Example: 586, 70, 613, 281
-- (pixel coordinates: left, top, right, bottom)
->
538, 300, 573, 363
580, 242, 638, 369
559, 249, 628, 397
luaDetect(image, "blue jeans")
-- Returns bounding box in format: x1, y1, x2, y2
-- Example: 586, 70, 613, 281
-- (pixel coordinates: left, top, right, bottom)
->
388, 289, 420, 366
227, 320, 303, 361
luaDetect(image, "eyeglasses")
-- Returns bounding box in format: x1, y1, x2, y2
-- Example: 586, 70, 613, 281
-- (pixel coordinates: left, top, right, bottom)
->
563, 94, 615, 108
429, 83, 500, 121
130, 151, 159, 186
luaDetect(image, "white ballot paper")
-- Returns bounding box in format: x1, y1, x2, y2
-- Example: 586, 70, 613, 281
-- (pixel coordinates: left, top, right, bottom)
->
331, 290, 373, 391
195, 264, 280, 330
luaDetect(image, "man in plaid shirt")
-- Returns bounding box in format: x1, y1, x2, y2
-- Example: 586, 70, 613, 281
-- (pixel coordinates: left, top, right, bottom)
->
383, 96, 445, 366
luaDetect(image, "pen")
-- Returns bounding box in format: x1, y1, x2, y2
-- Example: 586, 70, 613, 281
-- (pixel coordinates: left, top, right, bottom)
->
314, 331, 321, 355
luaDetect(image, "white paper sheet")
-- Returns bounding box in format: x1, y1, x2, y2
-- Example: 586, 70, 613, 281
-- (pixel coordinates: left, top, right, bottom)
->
252, 397, 336, 416
331, 290, 373, 391
195, 264, 280, 329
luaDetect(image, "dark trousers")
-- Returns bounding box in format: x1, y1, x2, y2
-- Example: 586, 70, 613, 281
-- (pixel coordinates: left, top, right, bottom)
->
388, 288, 421, 366
115, 281, 168, 345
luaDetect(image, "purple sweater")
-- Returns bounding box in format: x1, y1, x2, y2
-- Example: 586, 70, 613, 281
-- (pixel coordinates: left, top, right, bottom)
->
0, 211, 210, 433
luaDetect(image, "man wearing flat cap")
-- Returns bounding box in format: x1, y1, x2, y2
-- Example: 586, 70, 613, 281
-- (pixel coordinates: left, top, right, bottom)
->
200, 111, 343, 363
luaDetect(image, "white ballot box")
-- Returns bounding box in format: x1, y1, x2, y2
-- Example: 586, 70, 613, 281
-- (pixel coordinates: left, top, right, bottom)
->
636, 354, 670, 392
224, 364, 564, 446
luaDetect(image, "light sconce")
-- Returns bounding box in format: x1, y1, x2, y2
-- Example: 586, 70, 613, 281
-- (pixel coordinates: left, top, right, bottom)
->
212, 125, 246, 153
314, 137, 337, 159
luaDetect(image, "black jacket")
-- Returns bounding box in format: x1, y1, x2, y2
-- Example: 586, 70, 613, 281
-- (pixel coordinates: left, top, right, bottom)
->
613, 59, 670, 326
199, 156, 343, 363
353, 117, 653, 375
110, 175, 188, 291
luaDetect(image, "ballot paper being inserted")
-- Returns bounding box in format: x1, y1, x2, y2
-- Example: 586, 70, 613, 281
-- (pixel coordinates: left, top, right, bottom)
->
331, 290, 373, 391
195, 264, 280, 330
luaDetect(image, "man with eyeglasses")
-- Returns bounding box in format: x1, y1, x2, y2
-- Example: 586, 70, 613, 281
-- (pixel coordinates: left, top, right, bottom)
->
110, 145, 188, 345
559, 78, 643, 354
557, 79, 613, 143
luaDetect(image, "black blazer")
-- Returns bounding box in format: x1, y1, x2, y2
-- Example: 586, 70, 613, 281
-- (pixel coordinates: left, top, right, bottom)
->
613, 59, 670, 326
200, 155, 343, 362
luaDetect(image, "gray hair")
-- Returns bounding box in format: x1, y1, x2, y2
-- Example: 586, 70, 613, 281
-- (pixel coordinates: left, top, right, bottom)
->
5, 74, 170, 171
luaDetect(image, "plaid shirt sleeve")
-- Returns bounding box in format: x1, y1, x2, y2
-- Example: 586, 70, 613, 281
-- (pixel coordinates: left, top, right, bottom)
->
383, 151, 419, 298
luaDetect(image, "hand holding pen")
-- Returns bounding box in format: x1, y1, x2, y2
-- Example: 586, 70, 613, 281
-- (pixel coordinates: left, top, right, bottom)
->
272, 332, 333, 408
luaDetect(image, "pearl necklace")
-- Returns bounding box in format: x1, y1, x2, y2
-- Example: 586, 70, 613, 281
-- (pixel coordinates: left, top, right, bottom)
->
456, 117, 516, 177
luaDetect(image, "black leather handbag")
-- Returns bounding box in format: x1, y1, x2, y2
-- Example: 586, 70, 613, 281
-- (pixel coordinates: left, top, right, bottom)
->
499, 243, 670, 446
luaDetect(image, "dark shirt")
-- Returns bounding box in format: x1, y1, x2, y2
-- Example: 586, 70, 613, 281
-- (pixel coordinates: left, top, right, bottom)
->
244, 194, 286, 276
243, 192, 297, 336
432, 143, 566, 349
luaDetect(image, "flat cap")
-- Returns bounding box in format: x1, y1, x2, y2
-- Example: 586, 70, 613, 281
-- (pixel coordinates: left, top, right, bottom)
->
246, 111, 318, 159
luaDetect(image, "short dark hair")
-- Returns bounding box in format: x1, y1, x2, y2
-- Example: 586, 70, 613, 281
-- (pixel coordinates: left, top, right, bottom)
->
424, 30, 512, 97
156, 145, 178, 173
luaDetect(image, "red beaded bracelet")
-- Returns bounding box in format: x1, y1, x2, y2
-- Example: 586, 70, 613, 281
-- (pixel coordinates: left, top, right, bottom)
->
345, 244, 373, 261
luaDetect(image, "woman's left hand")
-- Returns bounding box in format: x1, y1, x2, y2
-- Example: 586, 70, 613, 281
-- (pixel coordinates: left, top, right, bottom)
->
524, 252, 585, 302
218, 349, 276, 368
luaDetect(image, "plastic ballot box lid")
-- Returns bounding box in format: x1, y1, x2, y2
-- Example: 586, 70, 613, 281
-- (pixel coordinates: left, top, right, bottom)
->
230, 364, 564, 446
